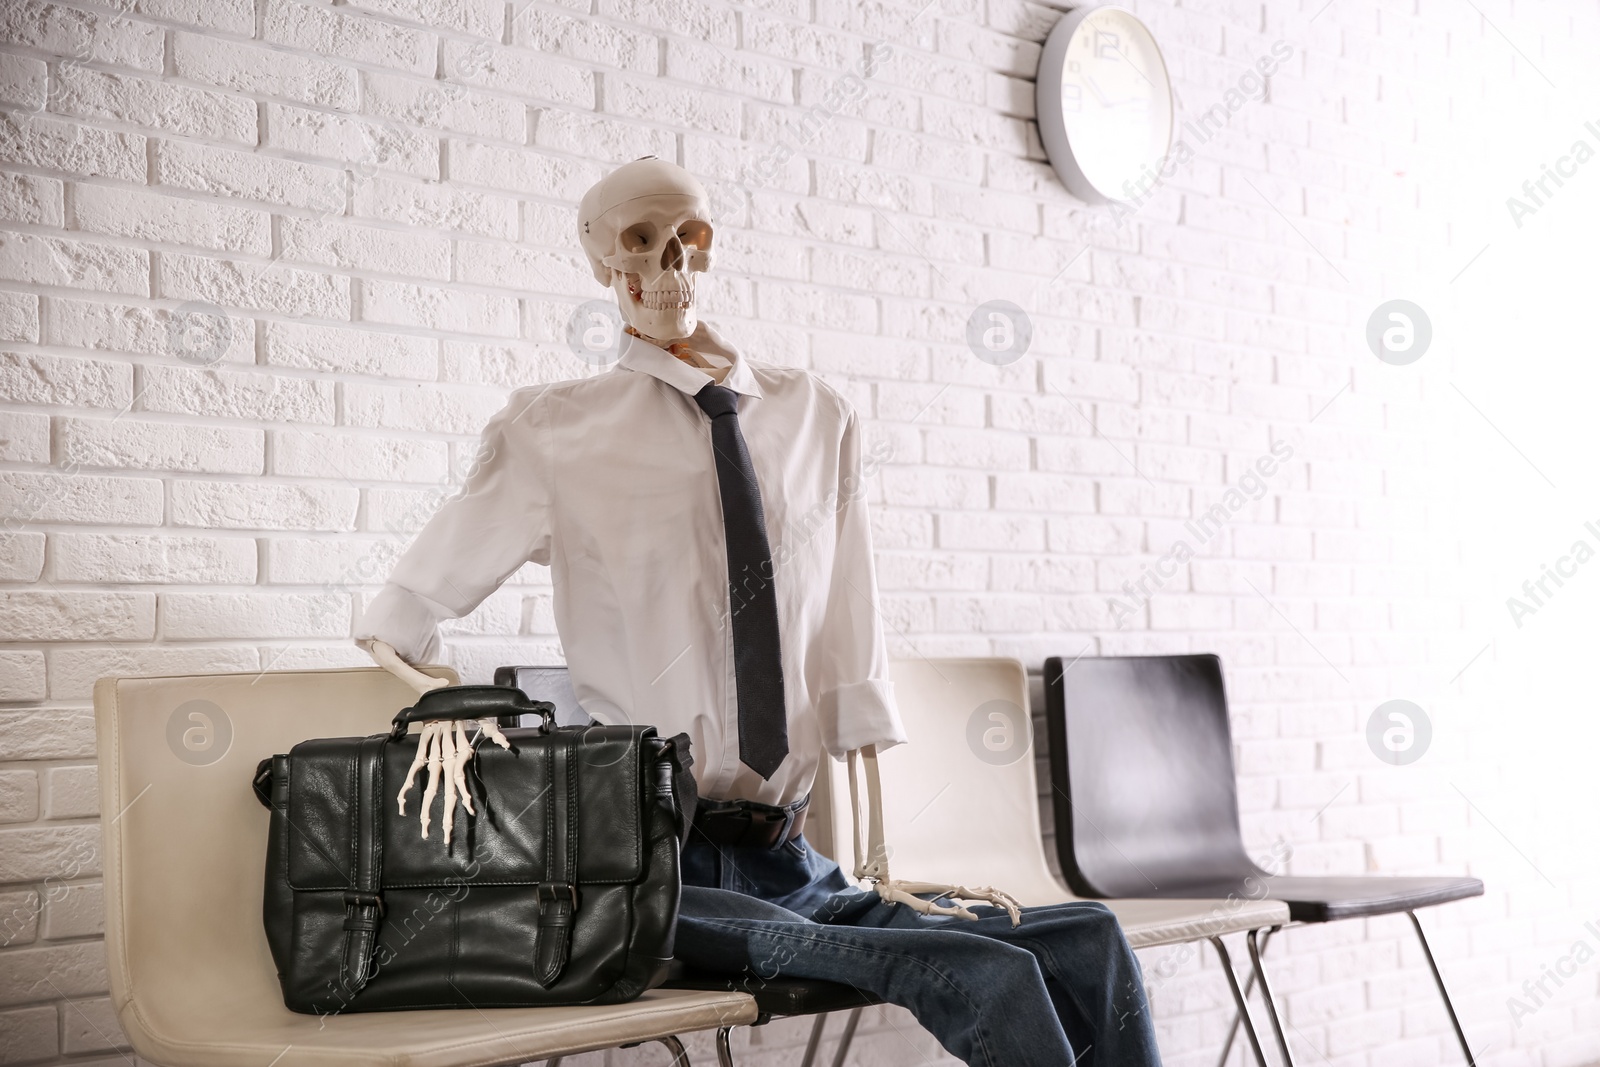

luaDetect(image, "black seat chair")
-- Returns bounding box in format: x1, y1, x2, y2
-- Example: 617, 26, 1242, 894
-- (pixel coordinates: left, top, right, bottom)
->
1043, 653, 1483, 1067
496, 665, 880, 1067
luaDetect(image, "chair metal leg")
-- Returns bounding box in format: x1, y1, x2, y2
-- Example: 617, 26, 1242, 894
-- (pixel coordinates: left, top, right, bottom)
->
1247, 929, 1295, 1067
657, 1035, 690, 1065
829, 1006, 865, 1067
1408, 910, 1478, 1066
1208, 935, 1270, 1067
799, 1013, 830, 1067
715, 1026, 736, 1067
1215, 926, 1274, 1067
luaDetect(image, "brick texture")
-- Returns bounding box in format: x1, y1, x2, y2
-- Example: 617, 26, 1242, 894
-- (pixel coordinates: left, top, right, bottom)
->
1, 1, 1597, 1065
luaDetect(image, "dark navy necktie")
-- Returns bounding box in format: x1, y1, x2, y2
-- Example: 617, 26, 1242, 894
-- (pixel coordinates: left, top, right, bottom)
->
692, 381, 789, 779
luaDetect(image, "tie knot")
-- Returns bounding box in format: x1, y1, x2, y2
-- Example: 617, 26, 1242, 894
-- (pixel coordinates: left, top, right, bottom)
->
694, 382, 740, 419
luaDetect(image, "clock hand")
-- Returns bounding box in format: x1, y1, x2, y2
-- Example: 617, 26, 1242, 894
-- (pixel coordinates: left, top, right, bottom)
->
1108, 42, 1157, 90
1082, 76, 1143, 111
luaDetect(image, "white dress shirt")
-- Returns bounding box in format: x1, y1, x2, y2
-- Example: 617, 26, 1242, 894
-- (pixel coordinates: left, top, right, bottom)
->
354, 319, 907, 805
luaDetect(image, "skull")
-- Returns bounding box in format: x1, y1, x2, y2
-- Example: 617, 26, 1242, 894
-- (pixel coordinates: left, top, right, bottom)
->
578, 157, 715, 343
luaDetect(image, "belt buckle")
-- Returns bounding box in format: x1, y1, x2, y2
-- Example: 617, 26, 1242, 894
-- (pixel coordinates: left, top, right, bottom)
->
693, 795, 805, 849
753, 805, 791, 850
727, 800, 787, 850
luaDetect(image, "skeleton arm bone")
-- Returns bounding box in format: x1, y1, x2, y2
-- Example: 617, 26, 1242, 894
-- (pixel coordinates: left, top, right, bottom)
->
365, 637, 452, 696
845, 745, 1023, 927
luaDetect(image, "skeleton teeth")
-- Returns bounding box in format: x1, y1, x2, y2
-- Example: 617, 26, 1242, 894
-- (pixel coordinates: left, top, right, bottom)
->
640, 286, 693, 310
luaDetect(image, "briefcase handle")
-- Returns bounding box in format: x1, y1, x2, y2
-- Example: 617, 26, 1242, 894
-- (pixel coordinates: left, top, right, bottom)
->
390, 684, 556, 740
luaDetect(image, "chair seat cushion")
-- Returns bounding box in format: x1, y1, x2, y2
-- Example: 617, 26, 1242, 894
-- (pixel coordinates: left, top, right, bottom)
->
110, 988, 760, 1067
662, 961, 881, 1018
1271, 875, 1484, 922
1148, 875, 1484, 923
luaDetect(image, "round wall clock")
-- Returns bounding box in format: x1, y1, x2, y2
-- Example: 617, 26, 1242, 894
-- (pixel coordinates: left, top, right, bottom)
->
1035, 5, 1175, 205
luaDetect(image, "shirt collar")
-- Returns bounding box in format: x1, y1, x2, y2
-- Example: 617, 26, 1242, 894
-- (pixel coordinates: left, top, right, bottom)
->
616, 319, 763, 401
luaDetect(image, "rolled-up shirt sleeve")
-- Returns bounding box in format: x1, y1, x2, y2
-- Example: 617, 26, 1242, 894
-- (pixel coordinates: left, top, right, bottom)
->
811, 402, 907, 758
354, 386, 552, 665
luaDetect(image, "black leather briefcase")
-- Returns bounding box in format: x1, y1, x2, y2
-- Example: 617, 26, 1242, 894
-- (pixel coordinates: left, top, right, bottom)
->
252, 685, 693, 1015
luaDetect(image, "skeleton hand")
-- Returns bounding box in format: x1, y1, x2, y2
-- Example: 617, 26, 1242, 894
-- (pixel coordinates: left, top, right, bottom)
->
844, 746, 1024, 927
396, 718, 511, 845
870, 880, 1024, 927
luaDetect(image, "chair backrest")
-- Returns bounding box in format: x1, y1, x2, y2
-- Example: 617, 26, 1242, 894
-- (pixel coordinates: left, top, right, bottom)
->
94, 665, 457, 1051
1043, 653, 1257, 897
819, 656, 1073, 906
493, 664, 591, 727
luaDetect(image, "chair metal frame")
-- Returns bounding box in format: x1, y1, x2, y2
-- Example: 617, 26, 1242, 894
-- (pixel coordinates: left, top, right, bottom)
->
1209, 912, 1477, 1067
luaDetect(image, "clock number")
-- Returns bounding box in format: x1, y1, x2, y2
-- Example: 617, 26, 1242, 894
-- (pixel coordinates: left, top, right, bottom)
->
1094, 29, 1122, 60
1060, 82, 1083, 112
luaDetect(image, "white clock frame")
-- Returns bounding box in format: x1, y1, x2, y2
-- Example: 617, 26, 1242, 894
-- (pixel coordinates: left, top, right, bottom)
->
1035, 5, 1175, 205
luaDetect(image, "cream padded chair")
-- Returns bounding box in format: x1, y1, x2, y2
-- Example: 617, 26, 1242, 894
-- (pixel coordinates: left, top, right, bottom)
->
809, 657, 1294, 1066
94, 666, 756, 1067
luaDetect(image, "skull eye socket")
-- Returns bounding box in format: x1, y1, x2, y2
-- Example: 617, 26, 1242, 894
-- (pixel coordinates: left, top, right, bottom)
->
677, 220, 713, 251
619, 222, 657, 252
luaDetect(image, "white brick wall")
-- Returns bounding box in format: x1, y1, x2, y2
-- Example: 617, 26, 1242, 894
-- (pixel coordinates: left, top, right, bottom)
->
3, 0, 1599, 1064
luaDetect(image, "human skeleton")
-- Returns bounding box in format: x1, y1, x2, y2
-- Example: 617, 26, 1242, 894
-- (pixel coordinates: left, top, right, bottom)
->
363, 158, 1020, 926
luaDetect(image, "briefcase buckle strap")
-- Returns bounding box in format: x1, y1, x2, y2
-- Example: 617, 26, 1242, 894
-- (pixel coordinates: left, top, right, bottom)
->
536, 882, 579, 909
341, 736, 388, 994
342, 890, 386, 932
531, 735, 579, 990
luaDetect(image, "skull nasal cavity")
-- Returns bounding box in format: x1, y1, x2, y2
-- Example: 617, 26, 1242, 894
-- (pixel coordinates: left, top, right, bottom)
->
660, 234, 685, 272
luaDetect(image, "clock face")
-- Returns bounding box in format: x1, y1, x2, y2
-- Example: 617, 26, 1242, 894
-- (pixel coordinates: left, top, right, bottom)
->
1036, 6, 1174, 204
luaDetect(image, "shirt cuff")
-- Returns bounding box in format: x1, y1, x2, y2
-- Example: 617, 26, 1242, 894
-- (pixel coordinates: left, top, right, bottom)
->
815, 678, 908, 758
353, 584, 448, 665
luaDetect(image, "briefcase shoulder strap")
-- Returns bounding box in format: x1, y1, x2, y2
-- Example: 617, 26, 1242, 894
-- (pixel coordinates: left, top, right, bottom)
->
533, 729, 579, 987
662, 732, 698, 845
341, 734, 387, 998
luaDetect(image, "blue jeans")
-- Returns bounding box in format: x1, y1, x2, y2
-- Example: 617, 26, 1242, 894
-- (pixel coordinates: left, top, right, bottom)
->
676, 832, 1162, 1067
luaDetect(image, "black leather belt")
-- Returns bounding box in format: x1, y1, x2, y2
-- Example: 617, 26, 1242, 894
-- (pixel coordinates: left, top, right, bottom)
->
691, 793, 809, 850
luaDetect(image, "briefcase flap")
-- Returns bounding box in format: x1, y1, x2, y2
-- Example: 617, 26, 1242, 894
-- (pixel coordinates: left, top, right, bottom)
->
282, 725, 652, 891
